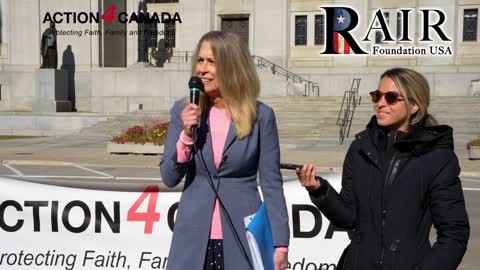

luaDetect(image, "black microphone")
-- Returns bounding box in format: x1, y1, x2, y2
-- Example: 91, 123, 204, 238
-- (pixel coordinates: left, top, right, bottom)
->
281, 162, 325, 182
188, 76, 204, 139
280, 163, 303, 170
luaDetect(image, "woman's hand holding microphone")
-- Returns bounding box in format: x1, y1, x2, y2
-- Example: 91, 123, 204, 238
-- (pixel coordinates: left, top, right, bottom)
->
295, 164, 321, 191
181, 104, 200, 138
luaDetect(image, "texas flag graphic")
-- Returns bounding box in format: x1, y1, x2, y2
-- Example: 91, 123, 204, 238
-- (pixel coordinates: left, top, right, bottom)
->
333, 8, 352, 54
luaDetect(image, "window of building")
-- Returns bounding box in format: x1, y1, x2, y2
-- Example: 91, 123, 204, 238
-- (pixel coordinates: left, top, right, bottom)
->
100, 0, 127, 67
371, 9, 412, 44
221, 18, 249, 47
396, 11, 402, 40
295, 15, 307, 45
314, 15, 325, 45
0, 0, 9, 58
0, 2, 2, 44
375, 12, 390, 44
164, 21, 176, 48
148, 22, 158, 48
146, 0, 179, 3
463, 9, 478, 41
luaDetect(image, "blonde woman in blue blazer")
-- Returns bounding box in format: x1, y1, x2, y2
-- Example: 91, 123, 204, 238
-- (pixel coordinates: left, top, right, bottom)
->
160, 31, 290, 270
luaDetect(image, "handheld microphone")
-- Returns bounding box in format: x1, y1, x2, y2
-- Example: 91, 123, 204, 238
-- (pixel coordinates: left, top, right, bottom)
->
281, 163, 324, 182
280, 163, 303, 170
188, 76, 204, 139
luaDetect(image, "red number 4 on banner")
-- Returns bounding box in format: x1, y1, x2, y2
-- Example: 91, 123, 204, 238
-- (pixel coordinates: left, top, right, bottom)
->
101, 4, 116, 24
127, 185, 161, 234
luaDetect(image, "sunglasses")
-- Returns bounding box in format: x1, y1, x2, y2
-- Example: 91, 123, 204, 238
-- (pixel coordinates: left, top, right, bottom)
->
369, 90, 405, 105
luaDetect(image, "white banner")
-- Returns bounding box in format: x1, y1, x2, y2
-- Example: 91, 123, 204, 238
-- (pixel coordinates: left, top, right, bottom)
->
0, 174, 349, 270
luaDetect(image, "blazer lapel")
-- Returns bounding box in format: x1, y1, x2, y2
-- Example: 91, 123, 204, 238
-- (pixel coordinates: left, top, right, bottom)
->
222, 121, 237, 156
197, 110, 217, 175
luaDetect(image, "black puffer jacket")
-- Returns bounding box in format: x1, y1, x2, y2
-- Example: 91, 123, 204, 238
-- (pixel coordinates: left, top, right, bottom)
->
309, 117, 470, 270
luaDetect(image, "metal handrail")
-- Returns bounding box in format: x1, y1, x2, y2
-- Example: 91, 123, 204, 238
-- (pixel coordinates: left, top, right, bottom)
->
251, 55, 320, 96
147, 50, 193, 66
337, 78, 361, 144
146, 51, 320, 96
168, 51, 193, 63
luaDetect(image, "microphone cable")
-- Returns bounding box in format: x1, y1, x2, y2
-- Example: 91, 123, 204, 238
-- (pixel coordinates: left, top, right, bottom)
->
193, 137, 254, 270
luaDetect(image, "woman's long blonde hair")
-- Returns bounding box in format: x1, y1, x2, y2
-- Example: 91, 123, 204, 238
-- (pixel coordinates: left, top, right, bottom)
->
381, 68, 438, 127
191, 31, 260, 139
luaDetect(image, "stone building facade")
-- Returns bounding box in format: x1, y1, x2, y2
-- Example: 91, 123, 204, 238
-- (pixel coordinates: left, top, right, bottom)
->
0, 0, 479, 113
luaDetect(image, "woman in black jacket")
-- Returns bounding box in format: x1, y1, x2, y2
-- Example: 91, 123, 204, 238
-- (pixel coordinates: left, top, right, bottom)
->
297, 68, 470, 270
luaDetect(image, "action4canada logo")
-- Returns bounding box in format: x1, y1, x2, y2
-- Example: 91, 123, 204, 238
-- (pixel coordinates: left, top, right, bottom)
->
42, 4, 182, 24
321, 7, 452, 56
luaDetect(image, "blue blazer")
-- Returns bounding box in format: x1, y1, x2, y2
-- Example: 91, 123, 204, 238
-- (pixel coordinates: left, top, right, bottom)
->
160, 100, 290, 270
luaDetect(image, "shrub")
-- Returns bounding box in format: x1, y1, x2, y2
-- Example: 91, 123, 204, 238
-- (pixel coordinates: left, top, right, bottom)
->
111, 121, 169, 146
466, 136, 480, 149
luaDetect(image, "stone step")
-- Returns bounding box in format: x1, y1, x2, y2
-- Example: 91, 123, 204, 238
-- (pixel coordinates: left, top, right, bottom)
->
278, 118, 479, 125
79, 96, 480, 145
274, 113, 480, 120
266, 103, 480, 111
279, 130, 477, 136
272, 107, 480, 114
278, 133, 476, 145
271, 93, 480, 144
267, 97, 480, 100
80, 111, 170, 136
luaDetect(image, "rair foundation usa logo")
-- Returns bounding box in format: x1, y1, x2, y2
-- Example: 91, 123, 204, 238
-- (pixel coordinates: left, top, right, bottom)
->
321, 7, 452, 56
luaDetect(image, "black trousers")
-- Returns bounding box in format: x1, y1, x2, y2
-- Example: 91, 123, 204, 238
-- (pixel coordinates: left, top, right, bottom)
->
204, 239, 224, 270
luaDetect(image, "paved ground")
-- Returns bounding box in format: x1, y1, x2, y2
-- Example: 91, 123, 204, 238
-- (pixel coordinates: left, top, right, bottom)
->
1, 135, 478, 175
0, 135, 479, 269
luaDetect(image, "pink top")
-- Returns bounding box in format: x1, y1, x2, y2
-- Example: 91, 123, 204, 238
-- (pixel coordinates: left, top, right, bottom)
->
176, 107, 229, 239
176, 107, 287, 252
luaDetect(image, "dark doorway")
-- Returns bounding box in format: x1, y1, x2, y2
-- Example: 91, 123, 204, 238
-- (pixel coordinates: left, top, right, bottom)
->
99, 0, 126, 67
221, 18, 249, 46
